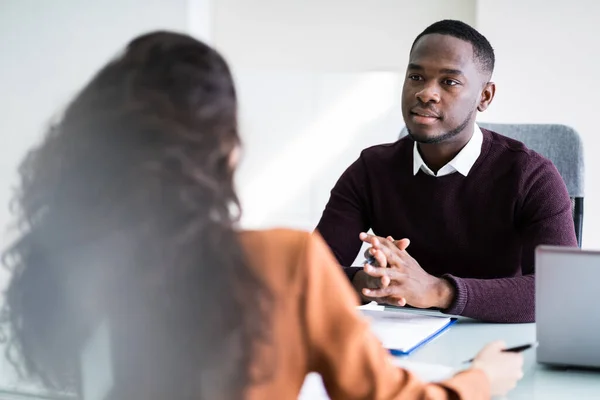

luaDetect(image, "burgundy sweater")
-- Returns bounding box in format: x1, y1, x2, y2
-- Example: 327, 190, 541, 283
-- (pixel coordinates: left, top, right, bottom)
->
316, 128, 577, 323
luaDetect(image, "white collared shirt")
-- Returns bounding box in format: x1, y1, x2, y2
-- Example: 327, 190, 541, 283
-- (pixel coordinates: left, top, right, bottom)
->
412, 124, 483, 177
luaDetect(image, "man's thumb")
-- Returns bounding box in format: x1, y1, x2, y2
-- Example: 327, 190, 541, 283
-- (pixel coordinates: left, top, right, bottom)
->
395, 238, 411, 250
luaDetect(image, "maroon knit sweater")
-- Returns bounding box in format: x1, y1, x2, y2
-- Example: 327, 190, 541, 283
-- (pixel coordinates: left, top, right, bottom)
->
316, 128, 577, 323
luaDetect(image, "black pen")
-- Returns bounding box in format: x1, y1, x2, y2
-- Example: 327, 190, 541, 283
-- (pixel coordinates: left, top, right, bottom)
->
464, 342, 538, 363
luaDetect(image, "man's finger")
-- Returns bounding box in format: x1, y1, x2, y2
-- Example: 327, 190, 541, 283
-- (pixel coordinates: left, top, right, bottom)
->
393, 238, 411, 251
380, 274, 391, 288
362, 286, 407, 304
364, 274, 383, 289
361, 232, 404, 254
360, 233, 413, 268
365, 272, 390, 289
363, 263, 405, 279
363, 246, 388, 268
370, 248, 388, 268
359, 232, 383, 249
363, 247, 380, 266
383, 235, 411, 252
366, 243, 407, 270
362, 286, 394, 297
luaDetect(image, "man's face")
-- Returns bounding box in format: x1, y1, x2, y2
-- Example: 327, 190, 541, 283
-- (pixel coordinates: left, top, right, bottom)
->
401, 34, 486, 144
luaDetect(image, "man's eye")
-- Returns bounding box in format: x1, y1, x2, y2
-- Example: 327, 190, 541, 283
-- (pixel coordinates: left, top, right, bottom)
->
408, 75, 422, 81
444, 79, 459, 86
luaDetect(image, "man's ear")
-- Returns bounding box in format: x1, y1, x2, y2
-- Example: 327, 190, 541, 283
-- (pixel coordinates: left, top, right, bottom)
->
478, 81, 496, 112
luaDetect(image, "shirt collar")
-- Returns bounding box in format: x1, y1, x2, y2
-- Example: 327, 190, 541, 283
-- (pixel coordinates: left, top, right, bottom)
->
412, 124, 483, 177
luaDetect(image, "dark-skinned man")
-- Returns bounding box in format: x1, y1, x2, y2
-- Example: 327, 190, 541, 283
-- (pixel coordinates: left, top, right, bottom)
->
315, 19, 576, 323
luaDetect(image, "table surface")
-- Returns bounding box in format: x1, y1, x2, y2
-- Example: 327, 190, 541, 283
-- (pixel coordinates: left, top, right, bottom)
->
390, 310, 600, 400
1, 310, 600, 399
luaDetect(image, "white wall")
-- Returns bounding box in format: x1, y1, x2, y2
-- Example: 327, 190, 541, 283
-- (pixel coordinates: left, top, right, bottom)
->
0, 0, 198, 393
476, 0, 600, 249
212, 0, 477, 231
0, 0, 192, 245
214, 0, 475, 71
233, 70, 405, 231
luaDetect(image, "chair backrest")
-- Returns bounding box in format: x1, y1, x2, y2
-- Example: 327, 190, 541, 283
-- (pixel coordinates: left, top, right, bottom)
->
399, 123, 585, 246
477, 123, 585, 198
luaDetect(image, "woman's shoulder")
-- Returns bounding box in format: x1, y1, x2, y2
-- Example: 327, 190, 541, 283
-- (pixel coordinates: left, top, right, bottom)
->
240, 227, 310, 242
239, 228, 313, 255
238, 228, 316, 286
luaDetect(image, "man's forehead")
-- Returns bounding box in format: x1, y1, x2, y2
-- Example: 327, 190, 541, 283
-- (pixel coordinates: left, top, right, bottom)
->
409, 33, 475, 72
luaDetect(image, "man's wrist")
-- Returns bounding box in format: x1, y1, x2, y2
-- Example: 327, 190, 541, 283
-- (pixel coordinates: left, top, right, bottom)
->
434, 277, 456, 309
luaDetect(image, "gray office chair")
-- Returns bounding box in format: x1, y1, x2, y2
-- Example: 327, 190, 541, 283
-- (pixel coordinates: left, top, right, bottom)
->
399, 123, 585, 247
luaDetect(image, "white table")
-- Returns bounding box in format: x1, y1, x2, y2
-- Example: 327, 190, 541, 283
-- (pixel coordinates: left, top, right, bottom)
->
301, 308, 600, 399
388, 311, 600, 399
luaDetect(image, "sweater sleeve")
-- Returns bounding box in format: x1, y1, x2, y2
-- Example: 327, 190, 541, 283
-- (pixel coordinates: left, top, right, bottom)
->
442, 157, 577, 323
315, 155, 371, 282
302, 232, 491, 400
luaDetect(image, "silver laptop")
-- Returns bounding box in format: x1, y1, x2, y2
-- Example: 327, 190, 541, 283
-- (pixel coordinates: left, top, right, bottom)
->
536, 245, 600, 368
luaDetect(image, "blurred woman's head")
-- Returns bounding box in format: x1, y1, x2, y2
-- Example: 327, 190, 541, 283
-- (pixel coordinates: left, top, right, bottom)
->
2, 31, 270, 399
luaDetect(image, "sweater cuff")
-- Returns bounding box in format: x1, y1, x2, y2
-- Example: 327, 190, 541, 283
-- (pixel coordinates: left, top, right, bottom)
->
343, 266, 362, 283
441, 274, 468, 316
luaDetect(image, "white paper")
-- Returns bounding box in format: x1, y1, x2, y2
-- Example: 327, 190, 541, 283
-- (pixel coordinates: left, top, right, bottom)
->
298, 361, 455, 399
357, 301, 385, 311
361, 309, 453, 353
298, 373, 329, 400
392, 359, 454, 382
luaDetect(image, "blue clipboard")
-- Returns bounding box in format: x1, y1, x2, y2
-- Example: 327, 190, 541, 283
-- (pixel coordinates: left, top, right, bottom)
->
387, 318, 458, 356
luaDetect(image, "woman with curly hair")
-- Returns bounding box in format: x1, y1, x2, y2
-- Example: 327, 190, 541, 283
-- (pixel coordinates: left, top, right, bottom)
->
2, 31, 522, 399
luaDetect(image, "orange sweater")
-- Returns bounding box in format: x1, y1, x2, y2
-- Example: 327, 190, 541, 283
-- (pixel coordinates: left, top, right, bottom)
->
240, 229, 490, 400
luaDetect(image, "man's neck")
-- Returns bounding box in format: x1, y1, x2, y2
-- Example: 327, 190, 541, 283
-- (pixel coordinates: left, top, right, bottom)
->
418, 128, 475, 173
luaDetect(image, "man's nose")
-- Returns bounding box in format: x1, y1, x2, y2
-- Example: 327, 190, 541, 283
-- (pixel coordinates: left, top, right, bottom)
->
416, 83, 441, 103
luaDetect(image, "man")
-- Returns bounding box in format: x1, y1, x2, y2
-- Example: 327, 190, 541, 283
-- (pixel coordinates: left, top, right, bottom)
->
315, 19, 577, 323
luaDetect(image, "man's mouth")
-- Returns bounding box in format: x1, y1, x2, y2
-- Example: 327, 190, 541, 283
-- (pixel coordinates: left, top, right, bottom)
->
410, 109, 440, 118
409, 109, 441, 125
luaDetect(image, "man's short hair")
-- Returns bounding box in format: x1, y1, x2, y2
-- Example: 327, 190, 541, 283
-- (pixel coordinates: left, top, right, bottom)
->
411, 19, 495, 76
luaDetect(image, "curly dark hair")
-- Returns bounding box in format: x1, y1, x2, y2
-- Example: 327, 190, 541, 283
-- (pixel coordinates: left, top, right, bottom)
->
2, 31, 272, 399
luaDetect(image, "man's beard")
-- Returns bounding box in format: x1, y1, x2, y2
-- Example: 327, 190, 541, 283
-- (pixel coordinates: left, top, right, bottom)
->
407, 111, 473, 144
